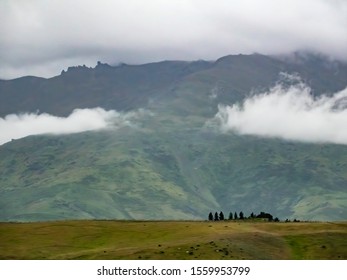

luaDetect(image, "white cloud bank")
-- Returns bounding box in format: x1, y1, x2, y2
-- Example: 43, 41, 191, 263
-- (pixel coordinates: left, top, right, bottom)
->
215, 82, 347, 145
0, 107, 136, 145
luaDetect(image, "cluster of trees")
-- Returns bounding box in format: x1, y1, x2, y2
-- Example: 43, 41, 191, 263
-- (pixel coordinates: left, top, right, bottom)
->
208, 211, 280, 222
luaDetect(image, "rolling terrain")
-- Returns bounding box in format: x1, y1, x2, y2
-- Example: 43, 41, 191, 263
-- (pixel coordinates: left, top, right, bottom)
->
0, 220, 346, 260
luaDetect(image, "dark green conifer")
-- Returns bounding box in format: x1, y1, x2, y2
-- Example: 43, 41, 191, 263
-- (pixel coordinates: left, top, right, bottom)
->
214, 212, 219, 221
219, 211, 224, 221
228, 212, 233, 220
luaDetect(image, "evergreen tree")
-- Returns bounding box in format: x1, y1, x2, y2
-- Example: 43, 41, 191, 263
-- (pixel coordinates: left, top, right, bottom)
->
250, 212, 255, 219
214, 212, 219, 221
239, 211, 244, 220
219, 211, 225, 221
208, 212, 213, 221
228, 212, 233, 220
234, 212, 238, 219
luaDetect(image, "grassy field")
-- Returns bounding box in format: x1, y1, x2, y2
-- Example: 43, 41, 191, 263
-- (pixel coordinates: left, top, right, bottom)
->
0, 220, 346, 260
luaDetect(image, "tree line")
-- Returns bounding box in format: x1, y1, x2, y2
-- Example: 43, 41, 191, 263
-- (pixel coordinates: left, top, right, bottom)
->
208, 211, 280, 222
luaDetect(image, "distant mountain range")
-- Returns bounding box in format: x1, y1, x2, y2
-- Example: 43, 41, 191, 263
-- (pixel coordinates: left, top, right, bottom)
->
1, 52, 347, 117
1, 52, 347, 221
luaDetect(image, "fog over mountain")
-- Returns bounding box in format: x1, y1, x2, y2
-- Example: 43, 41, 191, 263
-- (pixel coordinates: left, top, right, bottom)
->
0, 108, 142, 145
1, 0, 346, 79
2, 78, 347, 146
216, 83, 347, 145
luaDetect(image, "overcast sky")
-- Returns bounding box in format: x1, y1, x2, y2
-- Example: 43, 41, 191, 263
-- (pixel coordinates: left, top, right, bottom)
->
1, 0, 347, 79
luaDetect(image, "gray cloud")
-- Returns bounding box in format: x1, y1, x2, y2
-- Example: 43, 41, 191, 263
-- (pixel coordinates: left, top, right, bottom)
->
215, 80, 347, 145
0, 108, 138, 145
1, 0, 346, 79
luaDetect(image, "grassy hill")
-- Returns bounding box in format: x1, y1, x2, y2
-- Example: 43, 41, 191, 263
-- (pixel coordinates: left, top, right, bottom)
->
0, 220, 346, 260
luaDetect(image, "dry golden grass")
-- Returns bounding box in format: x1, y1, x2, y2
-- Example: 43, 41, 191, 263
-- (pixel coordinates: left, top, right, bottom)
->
0, 220, 346, 260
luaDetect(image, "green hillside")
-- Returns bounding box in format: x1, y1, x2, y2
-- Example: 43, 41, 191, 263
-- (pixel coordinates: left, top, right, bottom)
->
1, 124, 347, 221
0, 53, 347, 221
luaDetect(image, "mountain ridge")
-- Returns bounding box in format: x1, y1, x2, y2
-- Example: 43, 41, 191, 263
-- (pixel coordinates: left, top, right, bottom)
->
1, 53, 347, 117
1, 52, 347, 222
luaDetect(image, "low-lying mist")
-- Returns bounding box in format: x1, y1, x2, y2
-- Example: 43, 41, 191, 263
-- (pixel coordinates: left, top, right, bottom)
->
0, 107, 142, 145
215, 81, 347, 145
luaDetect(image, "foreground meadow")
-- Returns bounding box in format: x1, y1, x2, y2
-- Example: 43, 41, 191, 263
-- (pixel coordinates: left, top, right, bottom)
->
0, 220, 346, 260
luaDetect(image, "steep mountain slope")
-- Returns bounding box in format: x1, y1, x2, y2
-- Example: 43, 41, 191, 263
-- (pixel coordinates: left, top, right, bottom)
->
1, 120, 347, 221
0, 60, 212, 117
0, 53, 347, 221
